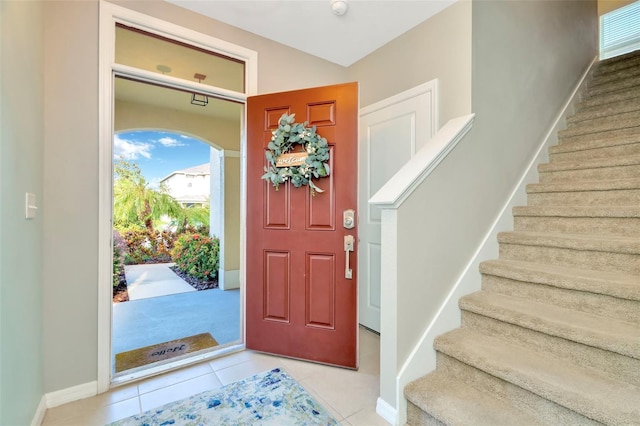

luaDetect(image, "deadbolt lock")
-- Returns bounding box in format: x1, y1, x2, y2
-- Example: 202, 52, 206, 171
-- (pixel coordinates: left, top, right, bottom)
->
343, 209, 355, 229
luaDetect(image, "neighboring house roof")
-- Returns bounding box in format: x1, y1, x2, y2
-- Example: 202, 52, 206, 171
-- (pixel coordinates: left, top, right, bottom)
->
160, 163, 210, 182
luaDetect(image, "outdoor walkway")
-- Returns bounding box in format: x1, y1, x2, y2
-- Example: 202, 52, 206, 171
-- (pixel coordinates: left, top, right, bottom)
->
113, 263, 240, 373
125, 263, 195, 300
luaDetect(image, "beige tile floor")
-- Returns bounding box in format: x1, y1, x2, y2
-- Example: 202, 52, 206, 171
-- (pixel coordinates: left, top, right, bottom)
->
42, 327, 388, 426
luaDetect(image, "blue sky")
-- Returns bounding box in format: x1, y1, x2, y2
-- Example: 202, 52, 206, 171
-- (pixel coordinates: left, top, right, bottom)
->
114, 130, 211, 188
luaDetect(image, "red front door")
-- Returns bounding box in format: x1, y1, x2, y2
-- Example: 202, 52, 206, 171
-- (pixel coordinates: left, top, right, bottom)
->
246, 82, 358, 368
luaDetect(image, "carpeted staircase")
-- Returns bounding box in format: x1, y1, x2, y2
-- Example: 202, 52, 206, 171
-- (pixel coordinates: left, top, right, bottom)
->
404, 50, 640, 425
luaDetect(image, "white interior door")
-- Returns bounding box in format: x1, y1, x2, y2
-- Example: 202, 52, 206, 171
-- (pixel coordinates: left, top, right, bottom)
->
358, 81, 438, 333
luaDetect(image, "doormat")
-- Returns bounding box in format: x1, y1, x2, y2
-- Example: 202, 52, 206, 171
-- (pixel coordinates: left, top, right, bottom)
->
108, 368, 338, 426
115, 333, 218, 373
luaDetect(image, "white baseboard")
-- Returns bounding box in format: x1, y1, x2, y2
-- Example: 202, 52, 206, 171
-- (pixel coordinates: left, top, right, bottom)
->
219, 269, 240, 290
45, 381, 97, 408
376, 397, 397, 425
30, 395, 47, 426
393, 55, 597, 426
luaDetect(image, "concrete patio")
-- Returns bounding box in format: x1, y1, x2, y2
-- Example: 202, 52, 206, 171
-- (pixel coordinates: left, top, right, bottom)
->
112, 263, 240, 372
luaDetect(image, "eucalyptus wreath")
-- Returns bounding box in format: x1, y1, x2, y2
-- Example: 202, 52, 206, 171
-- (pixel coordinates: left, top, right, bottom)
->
261, 113, 331, 194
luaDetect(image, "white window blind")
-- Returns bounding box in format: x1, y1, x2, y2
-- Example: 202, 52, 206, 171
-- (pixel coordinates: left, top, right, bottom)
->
600, 0, 640, 60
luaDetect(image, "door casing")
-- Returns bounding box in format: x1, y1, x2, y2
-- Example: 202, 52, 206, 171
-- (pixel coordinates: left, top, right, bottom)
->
98, 1, 257, 392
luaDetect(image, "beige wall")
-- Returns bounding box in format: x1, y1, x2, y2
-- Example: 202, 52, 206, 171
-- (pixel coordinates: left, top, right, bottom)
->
598, 0, 635, 15
40, 0, 351, 394
348, 0, 472, 126
1, 1, 45, 424
110, 0, 350, 94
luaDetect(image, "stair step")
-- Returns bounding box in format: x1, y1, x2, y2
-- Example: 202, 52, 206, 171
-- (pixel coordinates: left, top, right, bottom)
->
538, 153, 640, 182
568, 96, 640, 125
480, 259, 640, 302
434, 328, 640, 425
463, 309, 640, 388
558, 124, 640, 144
589, 62, 640, 88
595, 49, 640, 71
526, 177, 640, 206
550, 135, 640, 162
460, 291, 640, 359
405, 371, 544, 426
560, 110, 640, 139
480, 261, 640, 328
513, 205, 640, 236
585, 74, 640, 98
497, 231, 640, 274
574, 85, 640, 112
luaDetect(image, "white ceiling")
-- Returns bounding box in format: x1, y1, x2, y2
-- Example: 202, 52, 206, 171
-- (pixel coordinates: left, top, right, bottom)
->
165, 0, 458, 67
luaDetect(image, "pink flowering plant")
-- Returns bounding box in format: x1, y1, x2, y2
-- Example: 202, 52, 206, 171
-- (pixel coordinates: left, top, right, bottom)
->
171, 233, 220, 281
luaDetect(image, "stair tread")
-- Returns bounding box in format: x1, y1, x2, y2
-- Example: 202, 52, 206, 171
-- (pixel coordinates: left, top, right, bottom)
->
497, 230, 640, 254
586, 75, 640, 97
479, 259, 640, 301
550, 134, 640, 154
569, 97, 640, 124
435, 328, 640, 424
460, 291, 640, 359
539, 153, 640, 172
512, 205, 640, 218
527, 177, 640, 192
405, 371, 544, 426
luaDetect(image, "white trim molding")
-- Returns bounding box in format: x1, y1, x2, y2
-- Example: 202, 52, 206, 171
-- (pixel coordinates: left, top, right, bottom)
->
98, 0, 256, 393
376, 397, 397, 425
45, 381, 98, 408
30, 396, 47, 426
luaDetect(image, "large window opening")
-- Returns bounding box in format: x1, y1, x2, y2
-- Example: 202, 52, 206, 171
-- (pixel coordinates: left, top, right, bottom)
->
600, 0, 640, 59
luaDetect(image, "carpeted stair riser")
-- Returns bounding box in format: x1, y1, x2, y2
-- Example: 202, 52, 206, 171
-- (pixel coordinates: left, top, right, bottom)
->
593, 51, 640, 76
574, 86, 640, 112
568, 97, 640, 125
527, 187, 640, 206
588, 63, 640, 87
434, 329, 640, 425
585, 74, 640, 98
499, 242, 639, 275
550, 138, 640, 162
433, 351, 603, 425
461, 310, 640, 388
481, 274, 640, 325
513, 214, 640, 236
405, 371, 544, 426
558, 124, 640, 144
538, 163, 640, 182
459, 292, 640, 359
560, 111, 640, 139
407, 402, 445, 426
479, 259, 640, 302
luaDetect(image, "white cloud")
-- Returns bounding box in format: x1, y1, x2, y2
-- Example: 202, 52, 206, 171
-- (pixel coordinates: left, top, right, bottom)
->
158, 137, 185, 147
179, 134, 191, 139
114, 135, 152, 160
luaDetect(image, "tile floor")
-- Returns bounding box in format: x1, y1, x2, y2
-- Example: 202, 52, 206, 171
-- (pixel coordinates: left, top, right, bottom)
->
42, 327, 388, 426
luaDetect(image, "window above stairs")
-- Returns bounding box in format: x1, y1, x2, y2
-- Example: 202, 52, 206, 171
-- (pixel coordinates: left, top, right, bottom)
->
600, 0, 640, 60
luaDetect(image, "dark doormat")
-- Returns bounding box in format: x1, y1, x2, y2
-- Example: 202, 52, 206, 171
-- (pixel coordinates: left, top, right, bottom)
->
115, 333, 218, 373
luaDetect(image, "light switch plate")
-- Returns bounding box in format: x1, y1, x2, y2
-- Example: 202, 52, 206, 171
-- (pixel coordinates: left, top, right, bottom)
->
25, 192, 37, 219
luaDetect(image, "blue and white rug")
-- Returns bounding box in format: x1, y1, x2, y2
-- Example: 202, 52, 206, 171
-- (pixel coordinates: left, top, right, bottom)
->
108, 368, 339, 426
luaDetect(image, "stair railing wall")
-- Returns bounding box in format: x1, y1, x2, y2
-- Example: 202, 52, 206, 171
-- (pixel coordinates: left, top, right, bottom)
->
370, 58, 597, 426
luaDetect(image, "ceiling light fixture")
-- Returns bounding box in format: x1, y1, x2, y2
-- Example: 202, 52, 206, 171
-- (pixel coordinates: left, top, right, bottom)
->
330, 0, 348, 16
191, 73, 208, 107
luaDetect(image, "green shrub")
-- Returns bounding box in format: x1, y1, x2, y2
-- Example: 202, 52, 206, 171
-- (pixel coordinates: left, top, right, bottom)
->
171, 233, 219, 281
116, 226, 177, 264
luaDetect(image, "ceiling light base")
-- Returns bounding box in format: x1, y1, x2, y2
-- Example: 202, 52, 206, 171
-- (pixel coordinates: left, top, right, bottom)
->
331, 0, 348, 16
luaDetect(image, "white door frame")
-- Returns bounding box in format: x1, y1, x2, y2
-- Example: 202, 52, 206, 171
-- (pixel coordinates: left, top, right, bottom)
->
98, 1, 257, 392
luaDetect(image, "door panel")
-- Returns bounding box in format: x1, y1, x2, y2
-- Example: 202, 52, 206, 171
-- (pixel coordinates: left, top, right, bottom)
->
247, 82, 358, 368
358, 85, 436, 333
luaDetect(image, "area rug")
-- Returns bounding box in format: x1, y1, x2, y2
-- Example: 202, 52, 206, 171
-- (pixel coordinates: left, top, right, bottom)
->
108, 368, 339, 426
115, 333, 218, 372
